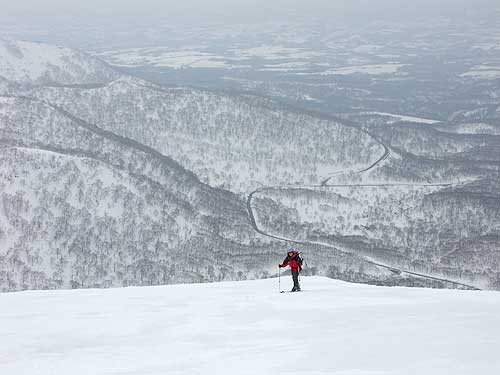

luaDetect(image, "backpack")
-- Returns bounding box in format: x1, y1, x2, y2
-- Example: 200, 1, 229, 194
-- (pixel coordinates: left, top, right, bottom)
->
291, 252, 303, 270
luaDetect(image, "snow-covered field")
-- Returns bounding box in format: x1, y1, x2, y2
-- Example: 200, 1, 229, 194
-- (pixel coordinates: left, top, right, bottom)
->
97, 45, 320, 69
320, 64, 407, 76
231, 45, 320, 60
460, 65, 500, 80
365, 111, 441, 124
97, 48, 238, 69
1, 277, 499, 375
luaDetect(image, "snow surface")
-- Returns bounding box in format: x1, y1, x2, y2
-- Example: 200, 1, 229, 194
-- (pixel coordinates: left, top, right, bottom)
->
0, 39, 117, 84
365, 111, 440, 124
1, 277, 499, 375
460, 65, 500, 80
97, 48, 239, 69
97, 45, 321, 70
231, 45, 320, 60
259, 61, 312, 72
320, 64, 407, 76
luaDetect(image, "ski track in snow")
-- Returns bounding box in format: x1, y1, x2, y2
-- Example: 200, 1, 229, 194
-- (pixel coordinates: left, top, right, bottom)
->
0, 277, 498, 375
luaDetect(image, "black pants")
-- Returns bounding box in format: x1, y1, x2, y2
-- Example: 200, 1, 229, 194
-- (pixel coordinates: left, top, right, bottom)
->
292, 272, 301, 291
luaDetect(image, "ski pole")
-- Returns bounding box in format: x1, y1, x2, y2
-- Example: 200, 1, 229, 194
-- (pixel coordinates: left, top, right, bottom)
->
278, 265, 281, 293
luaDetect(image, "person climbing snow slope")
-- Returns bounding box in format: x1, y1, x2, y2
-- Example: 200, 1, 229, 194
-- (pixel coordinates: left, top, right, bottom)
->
279, 249, 303, 292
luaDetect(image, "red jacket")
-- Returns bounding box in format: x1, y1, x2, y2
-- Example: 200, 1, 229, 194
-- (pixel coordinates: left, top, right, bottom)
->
280, 251, 303, 273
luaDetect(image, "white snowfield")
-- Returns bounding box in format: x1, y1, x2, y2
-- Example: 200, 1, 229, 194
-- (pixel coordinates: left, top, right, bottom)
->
460, 65, 500, 80
364, 111, 441, 125
1, 277, 500, 375
0, 39, 118, 84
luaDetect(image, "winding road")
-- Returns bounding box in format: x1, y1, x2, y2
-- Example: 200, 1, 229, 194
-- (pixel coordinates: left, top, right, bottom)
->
246, 125, 481, 291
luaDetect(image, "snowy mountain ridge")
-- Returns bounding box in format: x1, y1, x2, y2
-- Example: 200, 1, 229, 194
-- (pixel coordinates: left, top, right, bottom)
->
0, 39, 119, 85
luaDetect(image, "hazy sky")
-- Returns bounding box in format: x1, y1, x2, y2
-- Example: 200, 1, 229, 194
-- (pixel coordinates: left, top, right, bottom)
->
1, 0, 498, 25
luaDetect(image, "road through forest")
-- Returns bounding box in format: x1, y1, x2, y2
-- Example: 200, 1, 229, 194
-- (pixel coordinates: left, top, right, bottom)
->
246, 123, 480, 290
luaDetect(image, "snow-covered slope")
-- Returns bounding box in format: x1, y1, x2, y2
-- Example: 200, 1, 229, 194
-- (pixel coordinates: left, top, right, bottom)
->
1, 276, 499, 375
27, 78, 385, 192
0, 39, 119, 85
251, 183, 500, 288
0, 96, 279, 291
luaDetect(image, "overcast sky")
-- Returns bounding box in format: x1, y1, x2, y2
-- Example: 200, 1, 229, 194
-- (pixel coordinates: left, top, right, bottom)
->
0, 0, 498, 25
